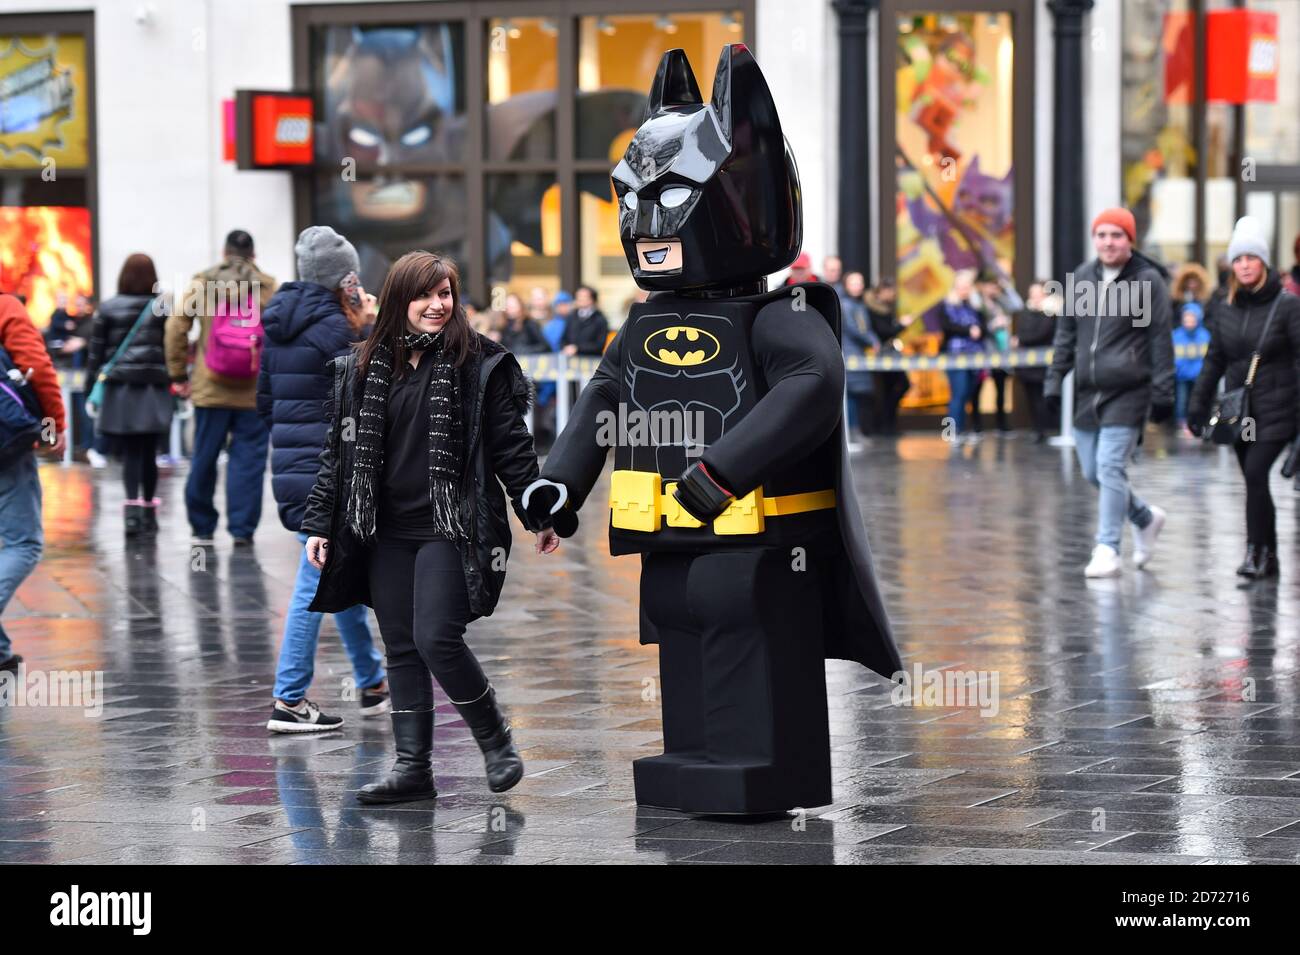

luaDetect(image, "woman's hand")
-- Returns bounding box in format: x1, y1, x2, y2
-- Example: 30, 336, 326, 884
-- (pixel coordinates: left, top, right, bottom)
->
306, 536, 330, 569
535, 528, 560, 555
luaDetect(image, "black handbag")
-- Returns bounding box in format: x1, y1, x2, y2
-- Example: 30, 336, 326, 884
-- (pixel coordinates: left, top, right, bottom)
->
1207, 294, 1284, 445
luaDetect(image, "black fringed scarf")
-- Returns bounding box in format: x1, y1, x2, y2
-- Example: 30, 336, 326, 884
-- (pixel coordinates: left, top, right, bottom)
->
347, 330, 465, 541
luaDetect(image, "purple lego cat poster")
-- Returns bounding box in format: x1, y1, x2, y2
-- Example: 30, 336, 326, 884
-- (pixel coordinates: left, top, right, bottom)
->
893, 12, 1016, 379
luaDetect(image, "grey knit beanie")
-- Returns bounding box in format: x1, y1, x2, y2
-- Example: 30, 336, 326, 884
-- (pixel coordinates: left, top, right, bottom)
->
1227, 216, 1270, 268
295, 225, 360, 289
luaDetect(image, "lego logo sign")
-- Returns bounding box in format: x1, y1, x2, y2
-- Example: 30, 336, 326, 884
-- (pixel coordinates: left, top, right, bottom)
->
274, 115, 311, 146
236, 90, 314, 169
1248, 35, 1277, 78
1206, 10, 1277, 103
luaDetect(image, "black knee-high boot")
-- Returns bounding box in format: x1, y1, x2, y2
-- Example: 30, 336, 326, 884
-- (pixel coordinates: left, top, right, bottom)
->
451, 685, 523, 793
356, 709, 437, 804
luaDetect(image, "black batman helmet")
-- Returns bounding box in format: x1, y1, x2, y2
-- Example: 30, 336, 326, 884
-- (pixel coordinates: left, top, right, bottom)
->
611, 44, 803, 294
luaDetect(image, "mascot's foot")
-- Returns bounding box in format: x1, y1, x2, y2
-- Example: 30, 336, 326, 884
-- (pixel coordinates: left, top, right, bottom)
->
633, 754, 833, 816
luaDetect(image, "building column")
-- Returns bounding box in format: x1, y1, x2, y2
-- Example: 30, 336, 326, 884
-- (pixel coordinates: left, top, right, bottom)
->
1050, 0, 1094, 278
833, 0, 874, 276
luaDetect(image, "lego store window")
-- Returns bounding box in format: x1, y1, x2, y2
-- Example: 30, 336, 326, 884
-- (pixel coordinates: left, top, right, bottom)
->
0, 30, 94, 329
892, 13, 1014, 412
486, 17, 558, 161
1121, 0, 1196, 268
309, 22, 468, 293
576, 11, 743, 324
486, 172, 560, 304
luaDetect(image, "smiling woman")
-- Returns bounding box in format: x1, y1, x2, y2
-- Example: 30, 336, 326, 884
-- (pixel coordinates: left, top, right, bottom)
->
300, 249, 561, 804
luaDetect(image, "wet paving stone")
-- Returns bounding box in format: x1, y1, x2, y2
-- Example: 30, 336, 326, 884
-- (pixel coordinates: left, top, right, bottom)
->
3, 432, 1300, 863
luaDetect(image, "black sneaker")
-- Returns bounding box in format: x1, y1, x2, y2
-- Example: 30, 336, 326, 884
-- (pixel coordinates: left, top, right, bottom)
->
0, 653, 21, 674
267, 698, 344, 733
360, 680, 392, 718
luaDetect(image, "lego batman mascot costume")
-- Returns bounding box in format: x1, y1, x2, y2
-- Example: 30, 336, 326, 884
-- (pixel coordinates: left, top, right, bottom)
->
523, 44, 902, 815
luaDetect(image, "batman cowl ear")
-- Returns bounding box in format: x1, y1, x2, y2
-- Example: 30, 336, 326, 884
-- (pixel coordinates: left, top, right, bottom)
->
710, 43, 781, 144
647, 49, 703, 115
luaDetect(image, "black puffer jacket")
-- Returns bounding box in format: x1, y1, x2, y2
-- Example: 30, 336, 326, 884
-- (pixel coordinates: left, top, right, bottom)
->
85, 294, 169, 387
1188, 272, 1300, 442
301, 333, 544, 617
1045, 250, 1175, 430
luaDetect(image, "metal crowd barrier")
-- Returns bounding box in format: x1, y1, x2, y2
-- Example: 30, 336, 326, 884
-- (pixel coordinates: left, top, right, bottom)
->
53, 342, 1209, 463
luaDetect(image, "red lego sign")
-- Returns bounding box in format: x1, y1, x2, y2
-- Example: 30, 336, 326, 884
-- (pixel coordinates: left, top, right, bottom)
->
1206, 9, 1278, 104
234, 90, 313, 170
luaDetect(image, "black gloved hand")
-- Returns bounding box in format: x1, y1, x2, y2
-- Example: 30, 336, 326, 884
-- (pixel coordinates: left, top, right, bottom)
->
673, 462, 735, 524
1186, 412, 1206, 438
521, 479, 579, 538
1149, 403, 1173, 424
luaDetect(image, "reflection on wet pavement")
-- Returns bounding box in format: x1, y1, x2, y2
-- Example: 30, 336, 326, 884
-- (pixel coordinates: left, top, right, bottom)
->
3, 433, 1299, 864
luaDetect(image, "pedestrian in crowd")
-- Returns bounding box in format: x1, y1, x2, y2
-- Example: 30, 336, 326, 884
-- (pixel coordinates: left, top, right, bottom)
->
301, 251, 560, 802
1187, 217, 1300, 580
84, 254, 173, 536
561, 285, 609, 356
974, 270, 1018, 436
0, 293, 66, 675
1284, 234, 1300, 297
940, 269, 987, 444
1172, 262, 1212, 306
840, 270, 879, 440
1045, 206, 1174, 578
822, 255, 844, 295
864, 278, 914, 435
43, 292, 101, 462
257, 226, 389, 733
1171, 301, 1210, 432
544, 290, 571, 352
166, 230, 276, 546
1011, 279, 1057, 443
500, 292, 548, 355
782, 251, 818, 286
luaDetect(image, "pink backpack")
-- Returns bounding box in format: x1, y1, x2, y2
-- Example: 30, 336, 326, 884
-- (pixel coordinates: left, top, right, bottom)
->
204, 291, 264, 379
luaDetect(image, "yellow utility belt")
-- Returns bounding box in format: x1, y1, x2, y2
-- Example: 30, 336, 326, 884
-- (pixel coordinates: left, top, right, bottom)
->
609, 469, 835, 535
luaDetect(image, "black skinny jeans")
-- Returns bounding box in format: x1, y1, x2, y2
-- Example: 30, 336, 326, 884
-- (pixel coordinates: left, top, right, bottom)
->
368, 536, 487, 711
1234, 438, 1289, 549
120, 433, 160, 501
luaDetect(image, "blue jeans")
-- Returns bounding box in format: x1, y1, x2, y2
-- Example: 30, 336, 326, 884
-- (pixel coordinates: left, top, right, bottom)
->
0, 453, 43, 662
186, 406, 269, 538
1174, 380, 1195, 423
1073, 426, 1153, 550
272, 532, 384, 703
946, 369, 978, 433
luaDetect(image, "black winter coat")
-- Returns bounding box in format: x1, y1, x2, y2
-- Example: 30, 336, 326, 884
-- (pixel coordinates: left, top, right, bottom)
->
1188, 272, 1300, 443
85, 294, 169, 387
562, 309, 610, 355
1045, 250, 1175, 430
256, 281, 360, 532
1012, 307, 1055, 384
301, 334, 543, 618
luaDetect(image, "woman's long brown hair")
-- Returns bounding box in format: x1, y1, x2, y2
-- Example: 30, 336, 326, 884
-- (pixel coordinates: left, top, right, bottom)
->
355, 251, 476, 379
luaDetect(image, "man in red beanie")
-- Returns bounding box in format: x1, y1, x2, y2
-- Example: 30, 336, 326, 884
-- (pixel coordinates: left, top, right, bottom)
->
1045, 206, 1175, 579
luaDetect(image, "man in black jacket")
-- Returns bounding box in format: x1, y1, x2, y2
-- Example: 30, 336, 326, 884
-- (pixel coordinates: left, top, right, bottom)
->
1046, 207, 1175, 578
560, 285, 609, 356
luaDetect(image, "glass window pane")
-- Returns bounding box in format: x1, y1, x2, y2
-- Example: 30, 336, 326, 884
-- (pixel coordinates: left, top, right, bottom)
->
486, 17, 558, 160
575, 11, 744, 161
312, 172, 468, 294
487, 173, 561, 304
1243, 0, 1300, 166
1122, 0, 1195, 266
313, 23, 467, 168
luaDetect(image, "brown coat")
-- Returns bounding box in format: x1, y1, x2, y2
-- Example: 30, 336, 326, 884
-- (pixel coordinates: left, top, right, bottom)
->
165, 256, 276, 408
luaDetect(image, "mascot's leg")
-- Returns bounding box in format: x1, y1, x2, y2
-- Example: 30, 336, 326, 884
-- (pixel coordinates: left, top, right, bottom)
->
633, 552, 708, 809
675, 548, 833, 814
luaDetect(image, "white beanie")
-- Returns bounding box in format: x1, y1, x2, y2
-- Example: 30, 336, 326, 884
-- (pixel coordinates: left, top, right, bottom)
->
1227, 216, 1270, 267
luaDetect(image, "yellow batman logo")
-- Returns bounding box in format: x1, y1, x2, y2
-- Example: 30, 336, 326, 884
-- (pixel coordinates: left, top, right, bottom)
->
644, 326, 720, 367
